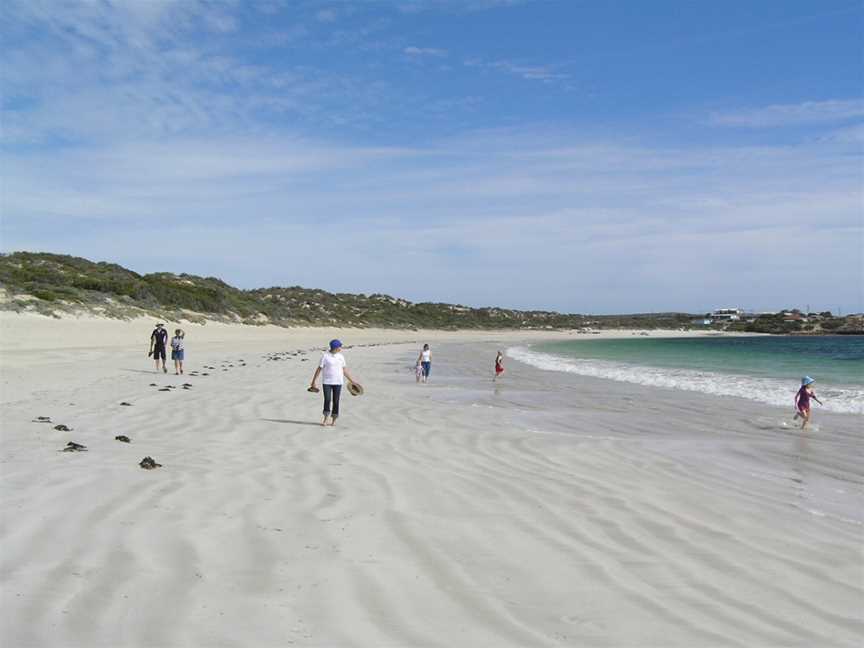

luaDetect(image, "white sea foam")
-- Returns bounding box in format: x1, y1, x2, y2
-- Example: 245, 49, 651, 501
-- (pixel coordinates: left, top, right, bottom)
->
508, 346, 864, 415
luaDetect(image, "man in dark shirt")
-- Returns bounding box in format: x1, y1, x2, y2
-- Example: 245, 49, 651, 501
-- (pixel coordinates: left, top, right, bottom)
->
149, 323, 169, 373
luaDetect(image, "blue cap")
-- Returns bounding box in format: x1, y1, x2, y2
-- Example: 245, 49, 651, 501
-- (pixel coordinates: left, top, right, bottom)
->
802, 376, 814, 386
329, 339, 342, 350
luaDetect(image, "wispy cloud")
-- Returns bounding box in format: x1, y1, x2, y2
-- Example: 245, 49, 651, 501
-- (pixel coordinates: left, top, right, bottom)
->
0, 0, 570, 149
464, 58, 569, 83
394, 0, 527, 14
404, 46, 448, 57
0, 1, 402, 145
3, 127, 860, 311
1, 1, 860, 313
819, 123, 864, 145
204, 12, 239, 33
710, 99, 864, 127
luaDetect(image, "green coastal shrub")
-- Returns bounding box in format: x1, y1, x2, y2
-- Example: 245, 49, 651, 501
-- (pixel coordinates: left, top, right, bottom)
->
0, 251, 719, 331
31, 289, 59, 301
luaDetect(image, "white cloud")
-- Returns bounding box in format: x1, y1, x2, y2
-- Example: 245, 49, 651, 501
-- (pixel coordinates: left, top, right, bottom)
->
404, 46, 448, 57
819, 123, 864, 145
710, 99, 864, 127
394, 0, 526, 13
204, 12, 238, 33
2, 128, 860, 312
464, 58, 569, 83
0, 2, 860, 312
0, 2, 401, 145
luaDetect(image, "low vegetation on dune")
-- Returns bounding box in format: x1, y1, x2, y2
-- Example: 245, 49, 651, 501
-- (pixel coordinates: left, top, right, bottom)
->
2, 252, 628, 329
0, 252, 672, 329
0, 253, 259, 322
725, 311, 861, 335
3, 252, 857, 333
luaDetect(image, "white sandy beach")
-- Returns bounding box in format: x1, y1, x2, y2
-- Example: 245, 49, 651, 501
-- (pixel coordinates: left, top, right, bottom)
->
1, 313, 862, 647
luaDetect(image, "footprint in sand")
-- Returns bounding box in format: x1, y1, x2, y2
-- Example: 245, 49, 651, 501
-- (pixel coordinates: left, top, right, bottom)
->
120, 402, 133, 406
61, 442, 87, 452
32, 416, 52, 423
115, 435, 131, 443
561, 615, 605, 633
53, 424, 72, 431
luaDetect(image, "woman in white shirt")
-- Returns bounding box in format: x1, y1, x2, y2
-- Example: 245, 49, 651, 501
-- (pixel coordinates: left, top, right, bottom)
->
416, 344, 431, 383
309, 339, 360, 426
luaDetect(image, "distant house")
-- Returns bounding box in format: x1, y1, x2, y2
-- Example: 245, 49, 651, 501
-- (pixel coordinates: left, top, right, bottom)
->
711, 308, 744, 321
782, 312, 808, 323
691, 318, 712, 326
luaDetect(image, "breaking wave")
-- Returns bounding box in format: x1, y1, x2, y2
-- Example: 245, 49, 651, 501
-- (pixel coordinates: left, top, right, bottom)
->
508, 346, 864, 415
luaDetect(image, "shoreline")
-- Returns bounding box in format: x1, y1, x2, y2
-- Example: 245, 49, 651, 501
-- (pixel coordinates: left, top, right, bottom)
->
0, 311, 758, 404
506, 338, 863, 416
0, 310, 762, 352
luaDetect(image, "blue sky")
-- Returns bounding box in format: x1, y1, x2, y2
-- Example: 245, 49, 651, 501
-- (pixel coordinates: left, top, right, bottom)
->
1, 0, 862, 314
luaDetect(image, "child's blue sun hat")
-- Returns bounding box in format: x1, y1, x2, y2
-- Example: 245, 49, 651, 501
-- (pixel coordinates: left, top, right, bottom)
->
801, 376, 815, 386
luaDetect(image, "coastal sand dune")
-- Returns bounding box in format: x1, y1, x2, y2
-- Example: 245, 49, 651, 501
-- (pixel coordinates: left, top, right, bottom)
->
1, 315, 862, 647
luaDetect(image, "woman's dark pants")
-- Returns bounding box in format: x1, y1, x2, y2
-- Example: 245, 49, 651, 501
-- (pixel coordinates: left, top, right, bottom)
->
323, 384, 342, 419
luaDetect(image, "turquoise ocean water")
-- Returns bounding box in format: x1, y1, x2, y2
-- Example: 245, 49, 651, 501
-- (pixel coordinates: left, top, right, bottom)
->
508, 336, 863, 414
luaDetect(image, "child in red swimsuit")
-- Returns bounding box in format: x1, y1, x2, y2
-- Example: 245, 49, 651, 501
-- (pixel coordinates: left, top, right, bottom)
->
494, 351, 504, 381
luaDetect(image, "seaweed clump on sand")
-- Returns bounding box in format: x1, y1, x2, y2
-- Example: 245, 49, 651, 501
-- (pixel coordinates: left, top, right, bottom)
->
139, 456, 162, 470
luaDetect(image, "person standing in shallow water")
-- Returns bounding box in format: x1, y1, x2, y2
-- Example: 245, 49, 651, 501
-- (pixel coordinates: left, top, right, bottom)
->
494, 350, 505, 381
149, 323, 168, 373
416, 344, 432, 383
309, 339, 360, 426
794, 376, 823, 429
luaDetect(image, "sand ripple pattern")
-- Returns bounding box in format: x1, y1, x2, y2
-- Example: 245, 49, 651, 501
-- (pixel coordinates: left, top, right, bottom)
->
1, 342, 862, 647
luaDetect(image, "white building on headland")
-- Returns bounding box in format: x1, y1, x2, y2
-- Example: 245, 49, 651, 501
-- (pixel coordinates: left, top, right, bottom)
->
711, 308, 744, 321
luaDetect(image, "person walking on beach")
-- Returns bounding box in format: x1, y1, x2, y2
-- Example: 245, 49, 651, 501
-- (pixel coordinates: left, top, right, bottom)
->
494, 350, 505, 381
794, 376, 823, 429
309, 339, 361, 426
416, 344, 432, 383
149, 323, 168, 373
171, 328, 185, 375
